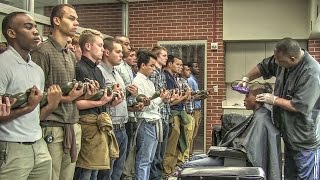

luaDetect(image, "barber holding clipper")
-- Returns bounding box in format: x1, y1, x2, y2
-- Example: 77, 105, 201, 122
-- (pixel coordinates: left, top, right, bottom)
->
238, 37, 320, 180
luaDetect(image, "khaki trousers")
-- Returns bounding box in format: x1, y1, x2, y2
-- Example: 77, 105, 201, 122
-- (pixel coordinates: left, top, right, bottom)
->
0, 139, 52, 180
190, 110, 202, 153
178, 114, 195, 164
163, 116, 180, 176
43, 123, 82, 180
163, 115, 194, 175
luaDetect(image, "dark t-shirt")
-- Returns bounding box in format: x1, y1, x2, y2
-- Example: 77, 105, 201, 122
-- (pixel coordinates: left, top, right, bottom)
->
76, 56, 105, 115
257, 50, 320, 150
163, 70, 184, 111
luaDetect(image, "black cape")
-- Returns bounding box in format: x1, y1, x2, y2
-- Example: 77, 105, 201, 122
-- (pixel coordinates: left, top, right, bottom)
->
220, 105, 281, 180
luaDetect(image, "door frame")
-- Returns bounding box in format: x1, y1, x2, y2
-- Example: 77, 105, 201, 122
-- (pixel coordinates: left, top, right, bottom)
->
158, 40, 208, 153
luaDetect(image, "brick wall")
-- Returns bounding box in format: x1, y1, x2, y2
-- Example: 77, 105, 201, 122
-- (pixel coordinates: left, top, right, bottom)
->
308, 40, 320, 63
129, 0, 224, 149
74, 3, 123, 37
44, 3, 123, 37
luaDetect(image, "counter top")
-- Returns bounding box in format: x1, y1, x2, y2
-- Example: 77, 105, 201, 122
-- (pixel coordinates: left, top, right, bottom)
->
222, 100, 246, 109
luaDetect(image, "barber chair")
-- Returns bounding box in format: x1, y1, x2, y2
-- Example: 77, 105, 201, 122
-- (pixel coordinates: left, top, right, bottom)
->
209, 114, 249, 167
178, 114, 266, 180
178, 167, 265, 180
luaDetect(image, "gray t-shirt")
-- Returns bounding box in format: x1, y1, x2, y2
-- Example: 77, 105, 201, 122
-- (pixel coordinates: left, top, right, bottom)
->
98, 62, 128, 124
0, 46, 44, 142
258, 50, 320, 150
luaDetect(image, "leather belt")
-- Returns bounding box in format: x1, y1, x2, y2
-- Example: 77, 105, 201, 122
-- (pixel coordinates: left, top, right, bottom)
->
40, 120, 65, 127
0, 140, 37, 145
16, 141, 36, 145
113, 123, 125, 131
147, 121, 157, 125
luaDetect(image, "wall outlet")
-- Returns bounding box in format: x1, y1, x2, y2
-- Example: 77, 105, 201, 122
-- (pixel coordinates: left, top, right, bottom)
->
213, 85, 218, 93
210, 42, 218, 50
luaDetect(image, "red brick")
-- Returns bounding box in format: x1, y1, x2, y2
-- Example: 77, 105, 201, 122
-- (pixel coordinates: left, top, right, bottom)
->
67, 0, 225, 150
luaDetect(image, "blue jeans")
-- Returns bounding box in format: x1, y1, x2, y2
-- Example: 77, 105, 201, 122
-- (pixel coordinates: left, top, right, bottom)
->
97, 127, 128, 180
284, 146, 320, 180
135, 120, 158, 180
74, 167, 98, 180
149, 120, 169, 180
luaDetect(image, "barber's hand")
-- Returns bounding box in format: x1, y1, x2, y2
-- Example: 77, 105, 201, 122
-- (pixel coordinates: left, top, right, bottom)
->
238, 77, 250, 88
256, 93, 278, 105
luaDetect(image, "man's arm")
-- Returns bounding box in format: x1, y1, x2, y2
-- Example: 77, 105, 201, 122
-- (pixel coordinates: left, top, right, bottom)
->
241, 56, 277, 86
76, 88, 113, 110
40, 85, 62, 120
244, 66, 262, 83
0, 86, 43, 122
60, 83, 84, 102
256, 93, 298, 112
274, 98, 298, 112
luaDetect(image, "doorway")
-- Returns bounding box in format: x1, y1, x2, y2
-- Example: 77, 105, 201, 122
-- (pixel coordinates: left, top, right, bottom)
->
158, 40, 207, 153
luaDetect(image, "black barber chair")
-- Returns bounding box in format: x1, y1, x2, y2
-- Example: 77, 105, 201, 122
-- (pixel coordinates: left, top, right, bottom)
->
179, 167, 265, 180
210, 114, 249, 167
178, 114, 266, 180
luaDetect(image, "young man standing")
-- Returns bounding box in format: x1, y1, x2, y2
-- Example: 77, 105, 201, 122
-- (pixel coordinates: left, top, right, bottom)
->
73, 29, 114, 180
162, 55, 192, 177
0, 12, 54, 180
98, 38, 127, 180
133, 50, 168, 180
31, 4, 83, 180
149, 45, 171, 180
187, 62, 202, 153
177, 64, 195, 165
114, 37, 145, 180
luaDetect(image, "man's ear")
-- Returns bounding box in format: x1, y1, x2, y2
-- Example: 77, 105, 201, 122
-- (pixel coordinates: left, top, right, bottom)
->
290, 56, 295, 62
53, 17, 60, 26
7, 29, 16, 39
141, 63, 146, 69
104, 49, 110, 56
84, 43, 91, 51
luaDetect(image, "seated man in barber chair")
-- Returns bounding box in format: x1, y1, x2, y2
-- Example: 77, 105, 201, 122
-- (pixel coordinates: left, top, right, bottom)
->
180, 83, 281, 180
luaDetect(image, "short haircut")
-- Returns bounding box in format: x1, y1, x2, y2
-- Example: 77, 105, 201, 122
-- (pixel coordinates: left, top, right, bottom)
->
103, 37, 120, 51
129, 46, 136, 52
136, 49, 157, 69
275, 37, 301, 57
166, 54, 181, 66
166, 54, 175, 66
2, 12, 27, 40
114, 35, 128, 44
187, 61, 196, 68
249, 83, 273, 96
151, 45, 167, 56
71, 34, 80, 47
50, 4, 75, 27
79, 29, 103, 51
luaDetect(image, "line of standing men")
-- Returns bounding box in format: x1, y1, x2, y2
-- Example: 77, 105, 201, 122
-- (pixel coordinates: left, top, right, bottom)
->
0, 3, 205, 180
